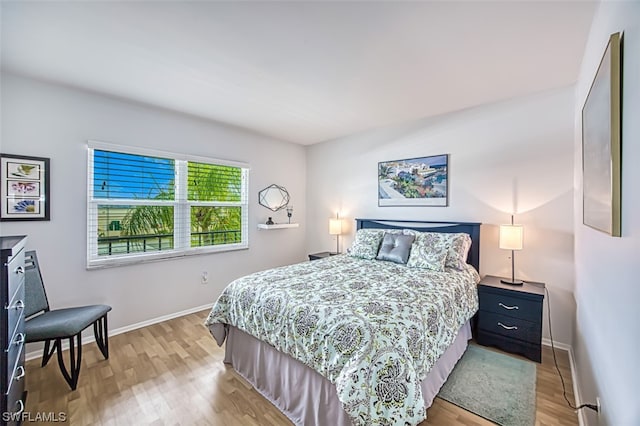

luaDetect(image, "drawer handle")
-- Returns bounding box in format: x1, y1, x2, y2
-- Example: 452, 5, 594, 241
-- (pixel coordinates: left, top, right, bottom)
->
14, 332, 25, 346
15, 398, 25, 415
5, 333, 25, 352
497, 322, 518, 330
5, 300, 25, 310
498, 302, 519, 310
15, 266, 24, 274
14, 366, 25, 381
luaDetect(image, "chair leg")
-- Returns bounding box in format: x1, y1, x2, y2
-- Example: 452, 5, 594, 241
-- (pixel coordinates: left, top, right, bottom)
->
93, 314, 109, 360
41, 339, 56, 367
55, 334, 82, 391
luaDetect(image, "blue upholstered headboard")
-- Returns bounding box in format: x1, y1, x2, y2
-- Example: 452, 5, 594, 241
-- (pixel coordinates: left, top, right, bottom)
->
355, 218, 481, 272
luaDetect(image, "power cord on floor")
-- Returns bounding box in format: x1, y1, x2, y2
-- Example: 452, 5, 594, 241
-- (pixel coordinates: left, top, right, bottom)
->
544, 287, 598, 413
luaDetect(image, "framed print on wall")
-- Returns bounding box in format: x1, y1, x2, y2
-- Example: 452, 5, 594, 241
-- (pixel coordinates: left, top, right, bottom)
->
378, 154, 448, 207
0, 153, 50, 221
582, 32, 621, 237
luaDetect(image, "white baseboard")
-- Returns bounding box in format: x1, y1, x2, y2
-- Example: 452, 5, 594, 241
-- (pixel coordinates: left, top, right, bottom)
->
542, 337, 571, 351
542, 339, 586, 426
570, 346, 587, 426
25, 303, 213, 361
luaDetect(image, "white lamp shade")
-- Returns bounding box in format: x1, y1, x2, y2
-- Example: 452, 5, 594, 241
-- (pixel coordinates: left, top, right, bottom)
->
329, 218, 342, 235
499, 224, 523, 250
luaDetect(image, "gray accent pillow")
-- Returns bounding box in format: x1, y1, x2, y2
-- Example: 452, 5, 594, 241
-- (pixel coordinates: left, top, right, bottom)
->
376, 233, 415, 264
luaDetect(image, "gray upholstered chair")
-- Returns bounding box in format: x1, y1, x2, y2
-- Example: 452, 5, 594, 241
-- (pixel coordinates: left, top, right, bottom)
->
24, 251, 112, 390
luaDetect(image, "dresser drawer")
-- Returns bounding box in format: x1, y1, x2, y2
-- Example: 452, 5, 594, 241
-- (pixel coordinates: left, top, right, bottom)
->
5, 337, 25, 397
5, 324, 25, 394
5, 370, 26, 426
5, 281, 25, 351
5, 309, 25, 358
478, 289, 542, 323
478, 311, 541, 344
6, 248, 25, 305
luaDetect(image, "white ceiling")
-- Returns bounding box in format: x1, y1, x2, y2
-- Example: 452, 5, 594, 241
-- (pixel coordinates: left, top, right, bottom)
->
1, 1, 596, 145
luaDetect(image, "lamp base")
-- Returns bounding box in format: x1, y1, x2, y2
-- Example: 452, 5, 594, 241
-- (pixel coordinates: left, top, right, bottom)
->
500, 278, 524, 286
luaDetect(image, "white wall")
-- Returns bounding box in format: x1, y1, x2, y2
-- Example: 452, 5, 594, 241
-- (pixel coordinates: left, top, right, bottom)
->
0, 73, 307, 331
306, 87, 576, 345
573, 2, 640, 425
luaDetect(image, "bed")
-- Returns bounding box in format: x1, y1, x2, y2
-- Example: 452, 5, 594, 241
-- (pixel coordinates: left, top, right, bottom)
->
205, 219, 481, 426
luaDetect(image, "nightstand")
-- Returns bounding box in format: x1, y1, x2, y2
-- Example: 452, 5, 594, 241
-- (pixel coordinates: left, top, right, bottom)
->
308, 251, 337, 261
476, 275, 545, 362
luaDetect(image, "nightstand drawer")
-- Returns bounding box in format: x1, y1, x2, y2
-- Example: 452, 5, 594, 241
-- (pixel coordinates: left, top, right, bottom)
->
478, 290, 542, 323
478, 311, 541, 343
476, 330, 541, 363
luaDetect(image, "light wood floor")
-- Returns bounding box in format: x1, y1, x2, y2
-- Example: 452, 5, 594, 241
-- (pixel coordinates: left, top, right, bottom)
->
25, 310, 578, 425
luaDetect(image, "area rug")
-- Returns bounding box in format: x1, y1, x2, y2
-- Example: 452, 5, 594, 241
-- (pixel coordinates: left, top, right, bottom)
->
437, 344, 536, 426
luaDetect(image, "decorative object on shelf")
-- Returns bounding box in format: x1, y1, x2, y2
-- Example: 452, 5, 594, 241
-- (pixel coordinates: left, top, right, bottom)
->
378, 154, 448, 207
266, 217, 274, 225
582, 32, 621, 237
0, 153, 50, 221
499, 215, 524, 285
329, 213, 343, 254
286, 205, 294, 224
258, 184, 290, 212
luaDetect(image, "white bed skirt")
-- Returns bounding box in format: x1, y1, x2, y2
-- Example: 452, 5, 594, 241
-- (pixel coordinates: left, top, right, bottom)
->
222, 321, 472, 426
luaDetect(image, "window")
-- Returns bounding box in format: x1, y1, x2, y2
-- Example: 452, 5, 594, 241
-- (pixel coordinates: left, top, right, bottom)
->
87, 141, 249, 268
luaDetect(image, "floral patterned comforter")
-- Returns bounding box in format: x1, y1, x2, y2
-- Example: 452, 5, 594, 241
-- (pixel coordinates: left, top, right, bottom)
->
205, 255, 479, 426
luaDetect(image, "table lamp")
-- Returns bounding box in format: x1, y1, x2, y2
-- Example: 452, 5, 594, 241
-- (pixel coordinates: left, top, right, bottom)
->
499, 215, 524, 285
329, 214, 342, 254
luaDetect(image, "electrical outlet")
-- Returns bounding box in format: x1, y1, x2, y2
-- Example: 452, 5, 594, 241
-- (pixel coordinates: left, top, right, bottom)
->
596, 397, 602, 422
201, 271, 209, 284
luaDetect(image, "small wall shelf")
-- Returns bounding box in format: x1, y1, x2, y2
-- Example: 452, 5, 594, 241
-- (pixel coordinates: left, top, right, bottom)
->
257, 223, 299, 230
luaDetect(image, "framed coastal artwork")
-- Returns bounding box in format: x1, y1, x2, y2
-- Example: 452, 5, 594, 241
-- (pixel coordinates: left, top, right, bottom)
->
582, 32, 621, 236
378, 154, 449, 207
0, 153, 50, 221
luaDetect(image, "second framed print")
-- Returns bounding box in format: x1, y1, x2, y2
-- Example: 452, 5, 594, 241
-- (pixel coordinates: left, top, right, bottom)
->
582, 32, 621, 236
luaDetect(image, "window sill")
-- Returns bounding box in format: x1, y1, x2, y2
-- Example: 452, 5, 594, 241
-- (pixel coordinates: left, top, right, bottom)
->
87, 243, 249, 269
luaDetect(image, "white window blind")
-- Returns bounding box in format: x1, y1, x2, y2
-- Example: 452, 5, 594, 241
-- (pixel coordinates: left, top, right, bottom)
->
87, 141, 249, 269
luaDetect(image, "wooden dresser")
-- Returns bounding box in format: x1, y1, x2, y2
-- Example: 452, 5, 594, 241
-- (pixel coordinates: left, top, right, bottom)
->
476, 274, 545, 362
1, 236, 28, 425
